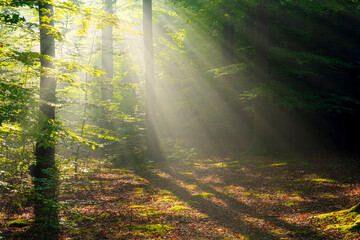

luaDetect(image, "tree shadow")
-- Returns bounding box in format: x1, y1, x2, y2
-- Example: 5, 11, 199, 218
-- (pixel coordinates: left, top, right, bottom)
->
134, 163, 332, 239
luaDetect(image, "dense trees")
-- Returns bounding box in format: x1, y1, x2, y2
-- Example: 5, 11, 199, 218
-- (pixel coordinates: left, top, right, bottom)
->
169, 0, 359, 153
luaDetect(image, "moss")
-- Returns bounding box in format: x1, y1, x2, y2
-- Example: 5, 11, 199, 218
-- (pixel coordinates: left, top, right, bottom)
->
68, 211, 95, 222
317, 204, 360, 233
129, 224, 173, 233
295, 178, 337, 183
130, 205, 155, 210
6, 219, 34, 227
157, 195, 177, 202
209, 162, 228, 168
193, 192, 214, 199
111, 168, 130, 172
158, 190, 173, 195
350, 220, 360, 231
320, 194, 338, 199
256, 162, 287, 169
133, 177, 145, 181
170, 206, 190, 211
285, 200, 299, 207
141, 212, 166, 217
133, 188, 146, 194
350, 203, 360, 214
325, 222, 360, 232
90, 180, 111, 184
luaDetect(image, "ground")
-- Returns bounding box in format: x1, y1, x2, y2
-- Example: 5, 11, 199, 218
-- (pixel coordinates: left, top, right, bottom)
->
1, 152, 360, 239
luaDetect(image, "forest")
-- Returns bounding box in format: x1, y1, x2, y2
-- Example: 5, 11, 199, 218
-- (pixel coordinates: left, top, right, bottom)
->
0, 0, 359, 239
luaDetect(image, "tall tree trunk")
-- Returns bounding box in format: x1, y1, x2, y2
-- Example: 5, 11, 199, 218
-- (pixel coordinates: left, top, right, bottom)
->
102, 0, 114, 130
220, 4, 236, 99
33, 2, 59, 238
143, 0, 162, 161
222, 21, 235, 65
221, 3, 235, 67
251, 0, 272, 154
254, 0, 270, 84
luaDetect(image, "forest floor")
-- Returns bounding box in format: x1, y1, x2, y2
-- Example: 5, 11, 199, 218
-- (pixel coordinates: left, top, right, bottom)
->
1, 152, 360, 239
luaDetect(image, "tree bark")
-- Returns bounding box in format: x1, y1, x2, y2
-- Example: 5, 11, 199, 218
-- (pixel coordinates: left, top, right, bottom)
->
33, 2, 59, 238
101, 0, 114, 130
143, 0, 162, 161
251, 0, 272, 154
254, 0, 270, 84
221, 3, 235, 67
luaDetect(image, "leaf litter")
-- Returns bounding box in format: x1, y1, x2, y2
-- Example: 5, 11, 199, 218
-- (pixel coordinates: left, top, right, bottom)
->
1, 154, 360, 239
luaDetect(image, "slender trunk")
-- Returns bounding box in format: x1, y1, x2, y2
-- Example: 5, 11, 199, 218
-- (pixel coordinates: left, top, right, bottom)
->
143, 0, 162, 161
101, 0, 114, 129
254, 0, 270, 84
251, 0, 272, 154
33, 3, 59, 238
221, 12, 235, 67
220, 4, 236, 99
74, 29, 97, 176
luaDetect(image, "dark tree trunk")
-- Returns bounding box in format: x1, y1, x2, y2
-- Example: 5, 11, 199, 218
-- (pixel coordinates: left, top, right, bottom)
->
251, 0, 272, 154
143, 0, 162, 161
221, 18, 235, 67
33, 3, 59, 238
254, 0, 270, 84
101, 0, 114, 130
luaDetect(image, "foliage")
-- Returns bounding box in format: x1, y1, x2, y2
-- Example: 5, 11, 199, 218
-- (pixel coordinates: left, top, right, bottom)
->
241, 80, 360, 113
208, 63, 247, 78
269, 47, 352, 68
0, 78, 34, 125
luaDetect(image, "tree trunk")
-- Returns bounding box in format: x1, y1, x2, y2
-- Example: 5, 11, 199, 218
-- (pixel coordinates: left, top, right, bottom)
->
254, 0, 270, 84
101, 0, 114, 130
221, 3, 235, 67
33, 2, 59, 238
143, 0, 162, 161
251, 0, 272, 154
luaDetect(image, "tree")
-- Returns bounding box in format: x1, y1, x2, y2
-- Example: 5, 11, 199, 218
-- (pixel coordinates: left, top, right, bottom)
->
251, 0, 272, 154
243, 0, 360, 153
101, 0, 114, 130
221, 1, 235, 68
143, 0, 162, 161
32, 1, 59, 237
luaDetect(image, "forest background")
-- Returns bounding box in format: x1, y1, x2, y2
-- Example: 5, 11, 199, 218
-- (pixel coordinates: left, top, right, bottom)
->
0, 0, 359, 239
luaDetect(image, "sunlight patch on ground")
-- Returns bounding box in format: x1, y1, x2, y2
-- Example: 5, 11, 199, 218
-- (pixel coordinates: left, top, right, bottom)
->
316, 205, 360, 235
345, 184, 360, 197
220, 185, 307, 207
295, 178, 338, 184
319, 193, 338, 199
256, 162, 288, 169
150, 169, 172, 179
238, 214, 287, 238
201, 175, 224, 184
